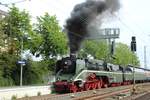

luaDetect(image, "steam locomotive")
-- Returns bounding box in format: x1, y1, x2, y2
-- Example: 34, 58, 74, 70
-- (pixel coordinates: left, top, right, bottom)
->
52, 55, 150, 93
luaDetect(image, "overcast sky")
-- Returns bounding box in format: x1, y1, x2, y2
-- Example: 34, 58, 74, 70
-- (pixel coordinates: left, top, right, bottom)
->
0, 0, 150, 68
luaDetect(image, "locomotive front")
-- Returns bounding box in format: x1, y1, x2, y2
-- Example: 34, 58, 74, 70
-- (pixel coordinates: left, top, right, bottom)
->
53, 55, 77, 93
55, 56, 76, 81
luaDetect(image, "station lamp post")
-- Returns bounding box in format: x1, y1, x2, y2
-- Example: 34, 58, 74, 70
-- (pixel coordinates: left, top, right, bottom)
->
20, 37, 24, 86
19, 35, 31, 86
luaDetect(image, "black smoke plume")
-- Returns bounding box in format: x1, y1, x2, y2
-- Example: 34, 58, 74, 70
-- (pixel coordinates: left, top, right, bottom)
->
66, 0, 120, 54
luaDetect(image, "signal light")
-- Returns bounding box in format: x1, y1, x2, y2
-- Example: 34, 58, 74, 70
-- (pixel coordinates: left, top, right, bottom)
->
131, 36, 136, 52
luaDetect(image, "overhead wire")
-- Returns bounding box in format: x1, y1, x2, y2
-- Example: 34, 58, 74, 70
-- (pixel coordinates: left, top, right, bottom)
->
118, 14, 150, 44
112, 13, 149, 45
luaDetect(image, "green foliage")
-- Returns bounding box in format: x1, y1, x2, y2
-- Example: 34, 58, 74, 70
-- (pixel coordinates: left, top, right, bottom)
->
3, 5, 32, 38
2, 5, 33, 55
0, 6, 52, 86
11, 95, 17, 100
32, 13, 68, 59
79, 41, 140, 67
0, 17, 9, 55
0, 53, 19, 86
78, 40, 108, 60
113, 43, 140, 66
0, 53, 51, 86
37, 91, 41, 96
0, 19, 7, 49
11, 57, 51, 85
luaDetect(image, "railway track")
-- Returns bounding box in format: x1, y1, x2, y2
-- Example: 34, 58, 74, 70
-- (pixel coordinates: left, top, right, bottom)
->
121, 83, 150, 100
17, 83, 150, 100
73, 88, 130, 100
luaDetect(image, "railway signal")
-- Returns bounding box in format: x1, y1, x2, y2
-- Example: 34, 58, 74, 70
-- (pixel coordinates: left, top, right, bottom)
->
131, 36, 137, 94
131, 36, 136, 52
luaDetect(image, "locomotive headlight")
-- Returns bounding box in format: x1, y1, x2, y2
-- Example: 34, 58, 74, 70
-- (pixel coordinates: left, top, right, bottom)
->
64, 60, 72, 65
64, 61, 68, 64
63, 60, 72, 69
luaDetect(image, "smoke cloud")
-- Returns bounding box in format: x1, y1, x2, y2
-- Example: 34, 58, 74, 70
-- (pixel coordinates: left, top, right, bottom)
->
65, 0, 120, 54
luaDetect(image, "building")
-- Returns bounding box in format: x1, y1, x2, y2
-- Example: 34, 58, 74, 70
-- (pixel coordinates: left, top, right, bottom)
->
0, 9, 8, 18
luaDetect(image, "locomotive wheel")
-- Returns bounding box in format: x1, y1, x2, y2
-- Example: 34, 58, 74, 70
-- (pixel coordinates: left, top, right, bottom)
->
72, 87, 77, 93
128, 81, 131, 85
103, 83, 108, 88
84, 83, 91, 90
97, 80, 102, 89
91, 83, 97, 89
70, 84, 78, 93
97, 82, 101, 89
102, 81, 108, 88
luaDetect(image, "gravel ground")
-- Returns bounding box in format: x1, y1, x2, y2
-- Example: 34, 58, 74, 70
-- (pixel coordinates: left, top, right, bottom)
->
135, 92, 150, 100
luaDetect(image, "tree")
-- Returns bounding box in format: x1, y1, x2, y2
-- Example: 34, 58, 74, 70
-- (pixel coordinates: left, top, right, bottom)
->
0, 6, 63, 86
2, 5, 33, 55
78, 40, 140, 67
112, 43, 140, 66
78, 40, 109, 60
0, 6, 42, 86
32, 13, 68, 59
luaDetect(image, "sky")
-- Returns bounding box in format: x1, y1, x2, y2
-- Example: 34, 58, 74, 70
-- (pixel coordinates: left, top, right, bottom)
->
0, 0, 150, 68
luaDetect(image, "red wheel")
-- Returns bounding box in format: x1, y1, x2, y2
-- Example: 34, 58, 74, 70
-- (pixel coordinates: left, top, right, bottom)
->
128, 81, 131, 85
97, 82, 101, 89
91, 83, 97, 89
84, 83, 91, 90
71, 87, 77, 93
103, 84, 108, 88
97, 80, 102, 89
78, 87, 83, 92
70, 84, 78, 93
102, 81, 108, 88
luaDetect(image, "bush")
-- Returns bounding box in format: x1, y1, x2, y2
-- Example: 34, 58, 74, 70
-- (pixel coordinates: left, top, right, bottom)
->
11, 95, 17, 100
37, 91, 41, 96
